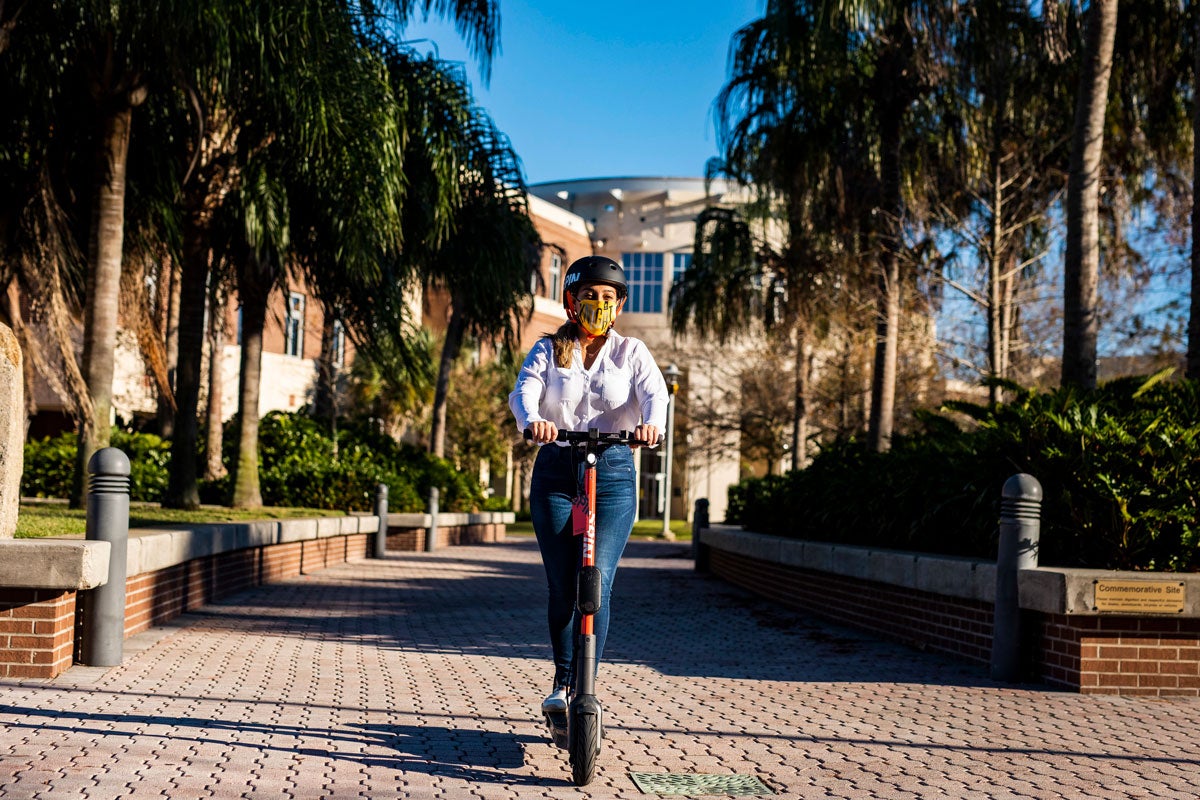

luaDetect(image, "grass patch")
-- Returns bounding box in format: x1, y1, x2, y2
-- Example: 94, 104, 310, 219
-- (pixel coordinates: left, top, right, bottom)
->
14, 500, 346, 540
507, 518, 692, 541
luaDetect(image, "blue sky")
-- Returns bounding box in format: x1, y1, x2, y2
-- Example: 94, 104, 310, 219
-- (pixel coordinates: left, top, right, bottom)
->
398, 0, 762, 185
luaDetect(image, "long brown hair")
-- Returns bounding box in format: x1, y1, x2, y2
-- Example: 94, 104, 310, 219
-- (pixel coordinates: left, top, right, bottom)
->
545, 322, 578, 368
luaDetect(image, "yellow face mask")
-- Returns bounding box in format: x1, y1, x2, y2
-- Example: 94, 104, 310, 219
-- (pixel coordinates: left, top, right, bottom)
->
576, 297, 619, 337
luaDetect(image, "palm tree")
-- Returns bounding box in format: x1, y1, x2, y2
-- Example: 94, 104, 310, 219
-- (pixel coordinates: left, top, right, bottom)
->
1, 2, 224, 502
349, 326, 436, 440
1192, 2, 1200, 380
1061, 0, 1119, 389
859, 2, 960, 451
219, 5, 400, 508
423, 115, 541, 459
164, 2, 499, 508
0, 7, 92, 437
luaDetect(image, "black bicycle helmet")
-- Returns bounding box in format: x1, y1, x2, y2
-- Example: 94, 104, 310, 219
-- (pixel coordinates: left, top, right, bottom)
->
562, 255, 627, 310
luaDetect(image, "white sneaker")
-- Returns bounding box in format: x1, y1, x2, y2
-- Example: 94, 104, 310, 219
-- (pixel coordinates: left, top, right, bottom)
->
541, 687, 568, 714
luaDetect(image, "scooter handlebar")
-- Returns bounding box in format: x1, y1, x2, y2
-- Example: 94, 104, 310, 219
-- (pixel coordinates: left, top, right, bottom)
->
523, 428, 646, 446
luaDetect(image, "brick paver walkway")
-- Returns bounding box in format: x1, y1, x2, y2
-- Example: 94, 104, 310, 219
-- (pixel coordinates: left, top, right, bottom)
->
2, 539, 1199, 798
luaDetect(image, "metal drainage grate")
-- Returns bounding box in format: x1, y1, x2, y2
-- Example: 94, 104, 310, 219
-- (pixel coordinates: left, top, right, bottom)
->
629, 772, 775, 796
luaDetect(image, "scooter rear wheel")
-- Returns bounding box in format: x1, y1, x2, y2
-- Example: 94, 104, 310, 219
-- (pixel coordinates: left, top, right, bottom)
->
568, 697, 602, 786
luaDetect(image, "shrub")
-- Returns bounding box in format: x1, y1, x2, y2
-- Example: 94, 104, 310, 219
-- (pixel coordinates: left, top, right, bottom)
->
22, 429, 171, 502
481, 495, 512, 512
242, 412, 483, 512
731, 373, 1200, 572
21, 432, 75, 499
22, 411, 486, 513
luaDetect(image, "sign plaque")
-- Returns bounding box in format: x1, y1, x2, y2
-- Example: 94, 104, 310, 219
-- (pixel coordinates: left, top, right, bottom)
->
1093, 580, 1185, 614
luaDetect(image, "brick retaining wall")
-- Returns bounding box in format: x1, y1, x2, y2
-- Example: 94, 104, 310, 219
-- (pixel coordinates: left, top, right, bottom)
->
709, 548, 995, 665
1035, 615, 1200, 695
385, 522, 506, 552
117, 535, 369, 642
2, 510, 513, 680
0, 589, 76, 679
702, 527, 1200, 697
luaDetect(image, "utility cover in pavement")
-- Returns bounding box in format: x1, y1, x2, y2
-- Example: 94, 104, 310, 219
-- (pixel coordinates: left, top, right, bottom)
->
629, 772, 775, 796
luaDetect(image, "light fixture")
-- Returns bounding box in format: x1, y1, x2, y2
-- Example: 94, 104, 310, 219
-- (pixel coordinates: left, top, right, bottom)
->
610, 188, 623, 200
660, 363, 682, 540
556, 190, 570, 200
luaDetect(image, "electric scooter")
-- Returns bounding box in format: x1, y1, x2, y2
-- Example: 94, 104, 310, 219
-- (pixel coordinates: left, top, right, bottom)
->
525, 427, 641, 786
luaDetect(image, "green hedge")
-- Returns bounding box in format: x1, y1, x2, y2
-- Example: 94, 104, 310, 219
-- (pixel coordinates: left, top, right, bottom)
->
22, 429, 172, 502
22, 411, 484, 513
727, 373, 1200, 572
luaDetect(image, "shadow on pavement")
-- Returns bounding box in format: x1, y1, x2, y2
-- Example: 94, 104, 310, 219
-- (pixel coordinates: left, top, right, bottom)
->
0, 704, 571, 787
146, 539, 1006, 689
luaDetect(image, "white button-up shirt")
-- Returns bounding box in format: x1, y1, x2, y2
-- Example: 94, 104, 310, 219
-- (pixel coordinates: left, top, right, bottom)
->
509, 331, 669, 443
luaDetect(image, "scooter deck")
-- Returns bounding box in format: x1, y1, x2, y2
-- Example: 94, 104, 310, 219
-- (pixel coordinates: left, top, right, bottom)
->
544, 710, 569, 749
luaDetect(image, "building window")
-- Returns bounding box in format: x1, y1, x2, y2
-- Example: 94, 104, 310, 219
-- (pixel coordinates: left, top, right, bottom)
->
621, 252, 664, 313
285, 292, 305, 357
672, 252, 693, 284
669, 253, 693, 310
331, 320, 345, 367
549, 253, 562, 301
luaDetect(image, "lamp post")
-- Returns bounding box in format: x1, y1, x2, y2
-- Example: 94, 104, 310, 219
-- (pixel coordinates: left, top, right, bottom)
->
660, 364, 681, 540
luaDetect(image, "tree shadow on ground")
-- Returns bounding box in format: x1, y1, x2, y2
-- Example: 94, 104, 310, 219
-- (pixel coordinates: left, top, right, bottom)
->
0, 704, 571, 787
162, 539, 1016, 689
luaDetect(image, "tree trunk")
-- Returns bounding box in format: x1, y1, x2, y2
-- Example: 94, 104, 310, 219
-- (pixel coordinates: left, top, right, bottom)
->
231, 276, 266, 509
204, 291, 226, 481
429, 305, 466, 459
867, 120, 903, 453
1189, 6, 1200, 380
157, 256, 182, 437
163, 213, 209, 509
73, 103, 134, 506
315, 314, 336, 420
1062, 0, 1118, 390
790, 322, 810, 471
4, 281, 38, 428
988, 150, 1004, 405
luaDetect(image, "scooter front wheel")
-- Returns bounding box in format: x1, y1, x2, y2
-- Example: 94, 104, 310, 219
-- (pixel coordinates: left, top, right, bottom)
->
568, 695, 602, 786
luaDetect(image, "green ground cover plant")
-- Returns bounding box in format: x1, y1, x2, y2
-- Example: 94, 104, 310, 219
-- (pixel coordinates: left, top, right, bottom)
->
506, 518, 692, 541
727, 373, 1200, 572
14, 501, 343, 539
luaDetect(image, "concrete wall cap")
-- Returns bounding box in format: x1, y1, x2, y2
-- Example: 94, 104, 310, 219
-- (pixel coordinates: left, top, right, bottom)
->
389, 513, 430, 528
0, 540, 112, 589
705, 529, 1200, 617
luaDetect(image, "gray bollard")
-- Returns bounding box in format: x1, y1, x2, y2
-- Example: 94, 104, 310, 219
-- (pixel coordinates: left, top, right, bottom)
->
373, 484, 389, 558
692, 498, 710, 572
426, 486, 439, 552
79, 447, 131, 667
990, 473, 1043, 682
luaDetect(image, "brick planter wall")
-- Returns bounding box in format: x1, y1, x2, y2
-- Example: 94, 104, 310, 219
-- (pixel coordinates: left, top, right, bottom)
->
3, 524, 374, 679
4, 510, 512, 680
709, 548, 995, 665
0, 589, 76, 679
116, 535, 369, 640
1036, 615, 1200, 696
385, 522, 506, 552
701, 526, 1200, 697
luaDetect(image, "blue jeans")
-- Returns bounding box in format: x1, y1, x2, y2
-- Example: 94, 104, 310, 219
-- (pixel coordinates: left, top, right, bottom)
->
529, 443, 636, 690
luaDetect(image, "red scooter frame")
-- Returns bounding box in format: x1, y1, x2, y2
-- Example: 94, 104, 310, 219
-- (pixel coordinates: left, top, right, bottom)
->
525, 427, 640, 786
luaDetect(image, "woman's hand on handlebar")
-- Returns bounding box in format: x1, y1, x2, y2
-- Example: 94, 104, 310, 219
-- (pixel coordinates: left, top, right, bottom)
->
633, 424, 661, 447
526, 421, 559, 444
